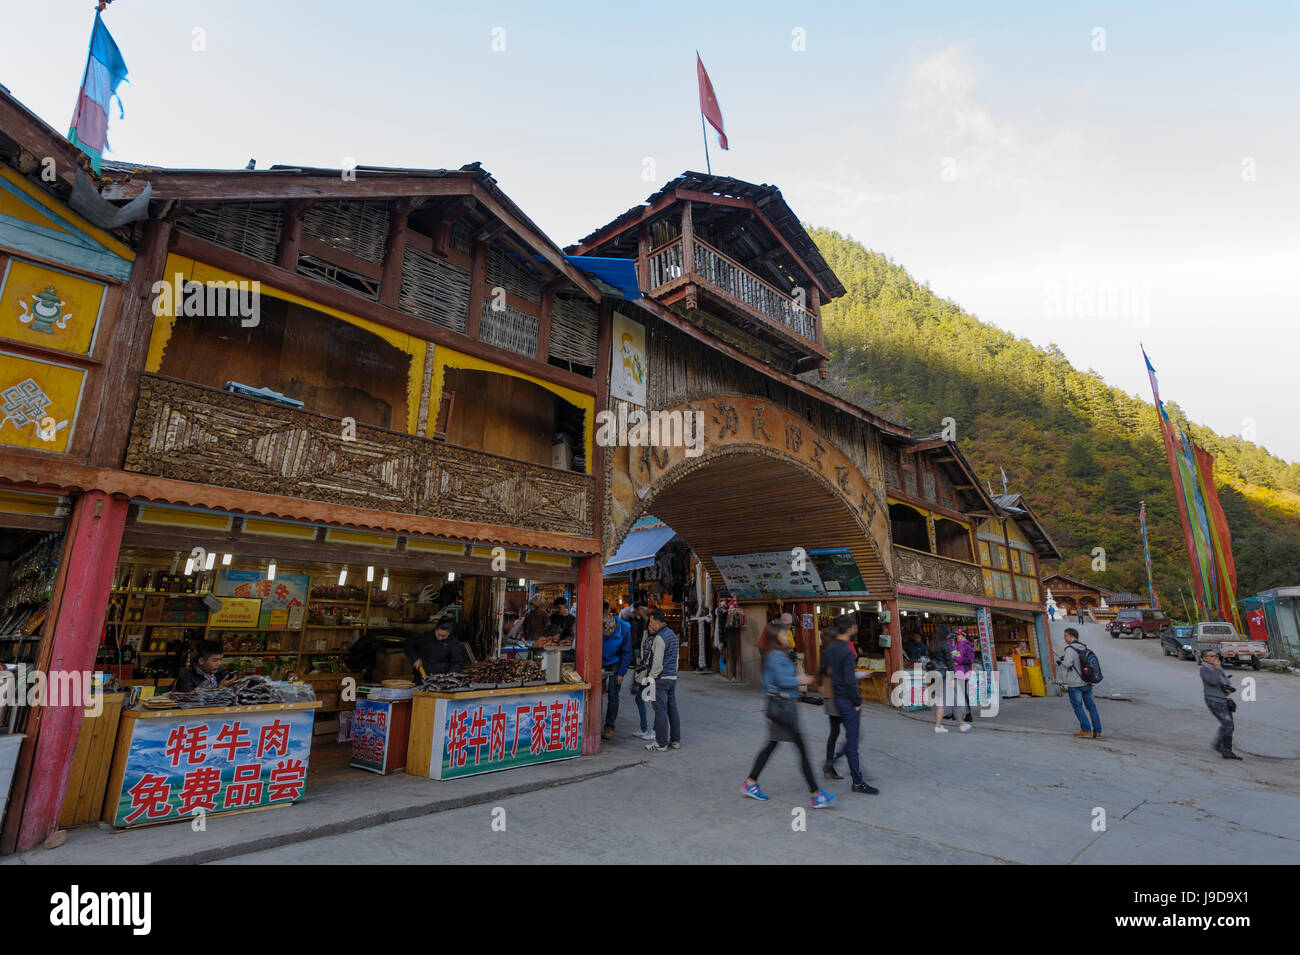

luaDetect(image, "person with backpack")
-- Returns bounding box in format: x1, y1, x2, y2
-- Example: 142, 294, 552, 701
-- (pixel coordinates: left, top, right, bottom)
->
819, 616, 877, 794
742, 622, 837, 809
1056, 627, 1102, 739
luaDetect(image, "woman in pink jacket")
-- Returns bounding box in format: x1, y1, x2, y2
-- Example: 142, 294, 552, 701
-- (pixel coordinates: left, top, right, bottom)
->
949, 628, 975, 729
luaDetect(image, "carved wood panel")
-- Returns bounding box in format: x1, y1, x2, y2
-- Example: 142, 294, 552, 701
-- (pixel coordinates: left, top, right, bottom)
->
893, 546, 983, 597
125, 375, 593, 536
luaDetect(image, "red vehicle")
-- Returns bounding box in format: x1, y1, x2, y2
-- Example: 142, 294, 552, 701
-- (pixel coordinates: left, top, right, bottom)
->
1106, 609, 1172, 639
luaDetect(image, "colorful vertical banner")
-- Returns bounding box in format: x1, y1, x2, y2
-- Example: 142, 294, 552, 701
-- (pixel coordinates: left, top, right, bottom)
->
1142, 348, 1242, 631
68, 12, 129, 173
1139, 501, 1158, 610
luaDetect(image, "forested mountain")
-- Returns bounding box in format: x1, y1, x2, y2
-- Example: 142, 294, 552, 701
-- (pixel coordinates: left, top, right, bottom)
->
810, 228, 1300, 611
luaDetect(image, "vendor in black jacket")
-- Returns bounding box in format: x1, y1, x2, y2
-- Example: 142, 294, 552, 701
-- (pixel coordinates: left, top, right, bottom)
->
405, 617, 465, 677
174, 640, 238, 693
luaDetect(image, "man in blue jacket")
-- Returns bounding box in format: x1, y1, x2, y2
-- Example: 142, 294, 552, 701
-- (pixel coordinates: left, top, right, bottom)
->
601, 602, 634, 740
821, 618, 878, 794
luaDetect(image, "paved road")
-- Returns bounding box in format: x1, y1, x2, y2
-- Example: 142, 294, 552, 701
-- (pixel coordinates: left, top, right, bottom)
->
218, 621, 1300, 865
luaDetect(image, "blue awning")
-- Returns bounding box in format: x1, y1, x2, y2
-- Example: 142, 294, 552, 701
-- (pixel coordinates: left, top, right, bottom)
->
604, 524, 677, 575
561, 255, 642, 300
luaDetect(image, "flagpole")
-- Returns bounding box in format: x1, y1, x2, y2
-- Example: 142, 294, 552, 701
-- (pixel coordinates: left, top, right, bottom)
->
700, 111, 712, 175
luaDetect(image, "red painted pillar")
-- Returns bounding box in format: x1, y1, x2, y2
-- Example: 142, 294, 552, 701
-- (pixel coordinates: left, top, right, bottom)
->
577, 554, 603, 755
883, 598, 903, 707
9, 492, 128, 852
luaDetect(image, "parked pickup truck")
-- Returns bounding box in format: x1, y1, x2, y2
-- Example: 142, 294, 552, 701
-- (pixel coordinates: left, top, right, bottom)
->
1107, 608, 1172, 638
1193, 621, 1266, 669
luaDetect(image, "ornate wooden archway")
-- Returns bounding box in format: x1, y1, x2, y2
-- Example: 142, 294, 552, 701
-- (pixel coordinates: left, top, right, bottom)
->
603, 394, 894, 595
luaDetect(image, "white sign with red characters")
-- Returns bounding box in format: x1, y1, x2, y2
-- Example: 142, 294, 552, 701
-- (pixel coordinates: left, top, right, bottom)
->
110, 707, 315, 827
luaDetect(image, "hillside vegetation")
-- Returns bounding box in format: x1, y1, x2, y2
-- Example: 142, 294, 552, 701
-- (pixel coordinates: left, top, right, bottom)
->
811, 228, 1300, 610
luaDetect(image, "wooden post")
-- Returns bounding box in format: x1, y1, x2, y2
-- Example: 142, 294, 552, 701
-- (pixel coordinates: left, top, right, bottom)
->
277, 199, 311, 271
1, 492, 129, 854
379, 206, 411, 309
578, 554, 603, 755
883, 598, 903, 706
464, 240, 487, 341
681, 201, 695, 276
636, 223, 649, 291
85, 219, 173, 468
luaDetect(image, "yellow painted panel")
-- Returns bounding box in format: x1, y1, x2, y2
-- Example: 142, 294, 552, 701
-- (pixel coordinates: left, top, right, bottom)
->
324, 528, 397, 548
0, 489, 64, 517
470, 545, 519, 560
0, 351, 84, 452
135, 506, 233, 531
525, 552, 572, 566
406, 539, 466, 555
242, 518, 318, 540
1, 259, 106, 355
0, 185, 68, 234
407, 338, 426, 437
0, 165, 135, 260
428, 346, 596, 473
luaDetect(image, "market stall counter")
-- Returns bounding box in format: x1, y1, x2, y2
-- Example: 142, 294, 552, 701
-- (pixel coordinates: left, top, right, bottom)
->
406, 660, 591, 779
104, 699, 321, 828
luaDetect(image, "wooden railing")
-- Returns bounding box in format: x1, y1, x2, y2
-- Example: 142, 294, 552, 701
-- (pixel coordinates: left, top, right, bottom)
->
124, 375, 594, 536
893, 546, 984, 597
644, 236, 819, 344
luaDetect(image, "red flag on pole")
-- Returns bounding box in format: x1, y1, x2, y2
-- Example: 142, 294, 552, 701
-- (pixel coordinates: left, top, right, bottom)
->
696, 54, 729, 150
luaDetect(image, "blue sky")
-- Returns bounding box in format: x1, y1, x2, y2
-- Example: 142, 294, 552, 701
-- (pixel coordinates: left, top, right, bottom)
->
4, 0, 1297, 463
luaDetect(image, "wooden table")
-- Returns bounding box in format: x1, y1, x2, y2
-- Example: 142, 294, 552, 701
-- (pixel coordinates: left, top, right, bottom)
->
408, 683, 591, 780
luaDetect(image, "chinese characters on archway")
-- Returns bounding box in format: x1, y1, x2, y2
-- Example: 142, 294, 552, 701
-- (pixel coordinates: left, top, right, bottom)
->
117, 713, 312, 826
444, 693, 583, 774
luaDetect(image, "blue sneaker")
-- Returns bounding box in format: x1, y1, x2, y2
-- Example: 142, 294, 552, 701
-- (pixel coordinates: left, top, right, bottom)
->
742, 782, 769, 801
811, 789, 838, 809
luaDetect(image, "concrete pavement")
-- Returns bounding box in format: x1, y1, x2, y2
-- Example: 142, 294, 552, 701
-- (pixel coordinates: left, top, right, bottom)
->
7, 620, 1297, 864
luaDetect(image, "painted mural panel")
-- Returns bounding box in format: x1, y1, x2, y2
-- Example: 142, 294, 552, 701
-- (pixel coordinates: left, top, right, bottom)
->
0, 350, 85, 452
1, 258, 106, 355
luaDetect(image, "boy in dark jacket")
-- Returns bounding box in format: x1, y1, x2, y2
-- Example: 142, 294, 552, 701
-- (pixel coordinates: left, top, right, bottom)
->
820, 618, 877, 794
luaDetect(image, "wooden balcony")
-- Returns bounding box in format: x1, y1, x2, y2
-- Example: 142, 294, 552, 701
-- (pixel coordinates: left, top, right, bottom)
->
893, 546, 984, 598
124, 375, 594, 536
644, 236, 827, 364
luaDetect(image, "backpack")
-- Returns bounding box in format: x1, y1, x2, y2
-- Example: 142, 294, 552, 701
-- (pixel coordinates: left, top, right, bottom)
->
1072, 643, 1104, 685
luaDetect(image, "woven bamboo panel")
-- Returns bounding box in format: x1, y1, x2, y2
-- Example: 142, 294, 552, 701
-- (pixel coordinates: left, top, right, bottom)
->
450, 220, 473, 257
303, 201, 391, 264
548, 295, 598, 366
124, 375, 594, 536
399, 246, 471, 332
881, 445, 901, 489
478, 300, 538, 358
173, 203, 283, 264
485, 248, 542, 304
649, 217, 681, 248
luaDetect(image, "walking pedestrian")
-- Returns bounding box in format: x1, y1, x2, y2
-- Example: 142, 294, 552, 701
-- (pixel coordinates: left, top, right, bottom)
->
821, 616, 877, 794
626, 604, 654, 740
641, 609, 681, 752
742, 623, 837, 809
1076, 606, 1086, 625
601, 602, 634, 740
1056, 627, 1102, 739
929, 625, 954, 733
1199, 650, 1242, 759
949, 628, 975, 729
819, 623, 844, 778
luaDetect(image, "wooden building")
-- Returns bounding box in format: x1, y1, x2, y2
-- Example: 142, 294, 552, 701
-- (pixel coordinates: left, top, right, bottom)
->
0, 90, 612, 853
1039, 571, 1114, 616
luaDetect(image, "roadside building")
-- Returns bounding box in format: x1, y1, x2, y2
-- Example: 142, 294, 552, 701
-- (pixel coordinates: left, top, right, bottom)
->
1039, 572, 1114, 617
